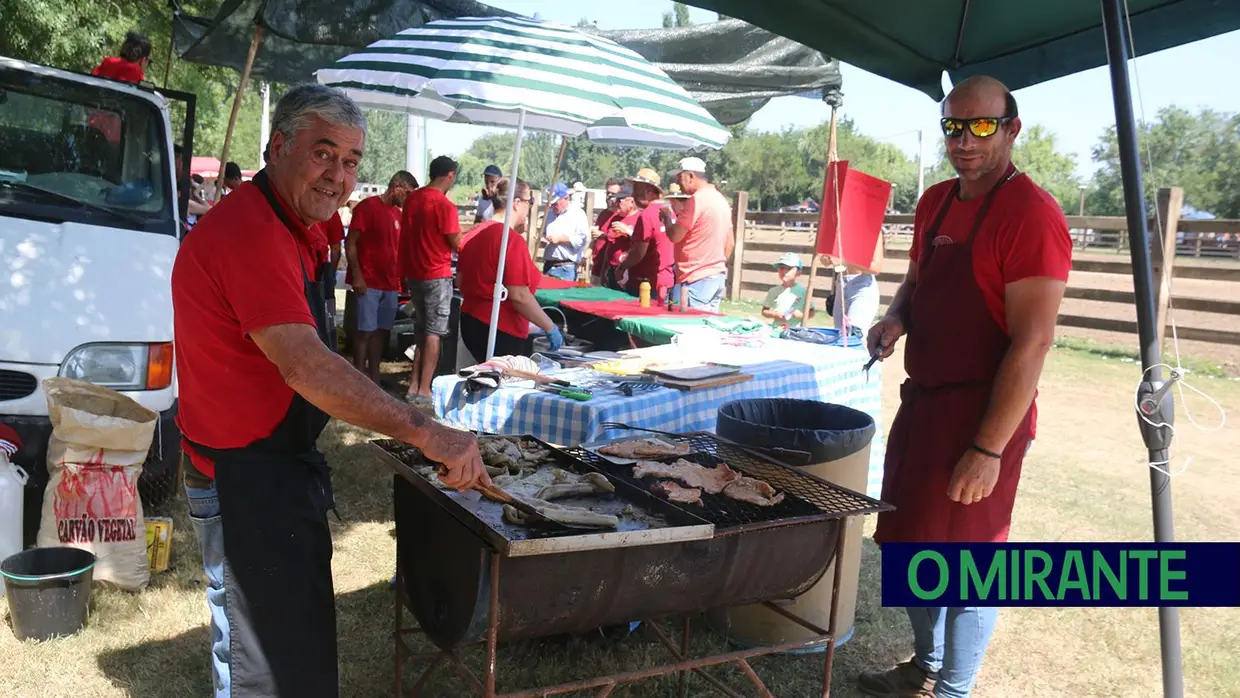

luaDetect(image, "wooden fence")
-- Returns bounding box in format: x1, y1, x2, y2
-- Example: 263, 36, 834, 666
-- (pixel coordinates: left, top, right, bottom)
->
733, 187, 1240, 348
451, 186, 1240, 348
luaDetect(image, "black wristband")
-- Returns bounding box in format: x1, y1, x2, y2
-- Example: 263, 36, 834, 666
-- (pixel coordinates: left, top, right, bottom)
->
971, 442, 1002, 459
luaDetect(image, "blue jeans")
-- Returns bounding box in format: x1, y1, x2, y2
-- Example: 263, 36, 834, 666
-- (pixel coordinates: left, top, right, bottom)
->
671, 272, 726, 312
185, 481, 230, 698
544, 263, 577, 281
907, 606, 999, 698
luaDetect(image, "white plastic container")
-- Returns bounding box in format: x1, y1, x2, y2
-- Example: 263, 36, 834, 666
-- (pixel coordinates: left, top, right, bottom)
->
0, 446, 29, 599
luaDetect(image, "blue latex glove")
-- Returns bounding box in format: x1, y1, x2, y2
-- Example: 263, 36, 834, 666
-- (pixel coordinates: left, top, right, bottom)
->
546, 325, 565, 352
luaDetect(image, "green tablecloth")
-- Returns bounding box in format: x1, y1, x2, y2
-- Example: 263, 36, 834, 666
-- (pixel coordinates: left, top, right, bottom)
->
535, 286, 635, 306
615, 316, 770, 345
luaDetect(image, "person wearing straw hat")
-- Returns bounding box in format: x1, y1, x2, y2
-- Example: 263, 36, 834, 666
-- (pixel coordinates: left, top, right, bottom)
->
615, 167, 675, 303
542, 181, 590, 281
661, 156, 734, 312
171, 84, 487, 698
760, 252, 816, 327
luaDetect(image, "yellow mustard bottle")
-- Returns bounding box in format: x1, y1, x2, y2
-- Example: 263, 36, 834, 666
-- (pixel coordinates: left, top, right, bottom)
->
639, 281, 651, 308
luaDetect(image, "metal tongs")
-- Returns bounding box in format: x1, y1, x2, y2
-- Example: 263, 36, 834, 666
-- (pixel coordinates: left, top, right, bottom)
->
438, 466, 594, 530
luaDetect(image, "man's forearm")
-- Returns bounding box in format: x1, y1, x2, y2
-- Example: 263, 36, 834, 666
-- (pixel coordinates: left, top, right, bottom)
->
510, 291, 555, 333
284, 346, 433, 446
974, 338, 1051, 454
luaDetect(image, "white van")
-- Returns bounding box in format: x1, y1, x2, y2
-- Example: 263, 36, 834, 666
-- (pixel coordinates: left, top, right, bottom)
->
0, 57, 195, 543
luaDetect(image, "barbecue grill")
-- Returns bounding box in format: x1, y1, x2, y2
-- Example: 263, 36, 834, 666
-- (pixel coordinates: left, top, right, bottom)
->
372, 431, 892, 697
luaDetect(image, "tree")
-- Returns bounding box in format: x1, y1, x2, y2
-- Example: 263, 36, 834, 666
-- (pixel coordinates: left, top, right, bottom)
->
662, 12, 673, 29
357, 110, 408, 186
674, 3, 693, 27
1089, 106, 1240, 218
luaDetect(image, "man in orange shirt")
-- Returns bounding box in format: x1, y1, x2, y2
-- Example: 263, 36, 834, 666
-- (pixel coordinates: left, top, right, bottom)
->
661, 157, 735, 312
346, 172, 418, 383
400, 156, 461, 405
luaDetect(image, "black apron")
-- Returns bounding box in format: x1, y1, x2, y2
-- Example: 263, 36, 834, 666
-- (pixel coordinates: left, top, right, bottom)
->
183, 169, 340, 697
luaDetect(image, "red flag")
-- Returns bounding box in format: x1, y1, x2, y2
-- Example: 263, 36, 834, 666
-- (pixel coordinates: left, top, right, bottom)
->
816, 161, 892, 272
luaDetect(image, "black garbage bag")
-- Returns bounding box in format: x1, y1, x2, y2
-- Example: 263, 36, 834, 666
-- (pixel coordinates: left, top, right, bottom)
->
717, 398, 874, 466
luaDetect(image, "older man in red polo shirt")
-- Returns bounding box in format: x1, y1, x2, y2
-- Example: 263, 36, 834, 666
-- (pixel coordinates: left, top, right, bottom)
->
171, 84, 487, 698
859, 76, 1071, 698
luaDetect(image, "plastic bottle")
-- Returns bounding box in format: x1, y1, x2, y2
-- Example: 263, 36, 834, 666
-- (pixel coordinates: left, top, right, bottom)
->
639, 281, 651, 308
0, 452, 28, 597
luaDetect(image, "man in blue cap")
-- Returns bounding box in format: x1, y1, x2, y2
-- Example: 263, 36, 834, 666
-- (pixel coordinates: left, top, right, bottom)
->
474, 164, 503, 223
542, 181, 589, 281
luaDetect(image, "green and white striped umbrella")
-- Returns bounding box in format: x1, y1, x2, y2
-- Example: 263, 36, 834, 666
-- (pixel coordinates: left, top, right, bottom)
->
314, 15, 730, 150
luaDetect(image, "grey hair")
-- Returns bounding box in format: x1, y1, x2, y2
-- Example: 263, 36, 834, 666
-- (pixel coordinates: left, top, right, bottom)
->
271, 84, 367, 155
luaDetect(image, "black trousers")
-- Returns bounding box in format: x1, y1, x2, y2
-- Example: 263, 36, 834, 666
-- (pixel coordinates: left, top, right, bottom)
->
460, 312, 527, 361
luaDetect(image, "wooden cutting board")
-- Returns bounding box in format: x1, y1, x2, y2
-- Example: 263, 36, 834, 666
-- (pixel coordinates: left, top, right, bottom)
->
655, 372, 754, 392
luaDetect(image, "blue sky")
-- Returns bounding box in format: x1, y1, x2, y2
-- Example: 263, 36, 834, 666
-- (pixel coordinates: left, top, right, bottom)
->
425, 1, 1240, 181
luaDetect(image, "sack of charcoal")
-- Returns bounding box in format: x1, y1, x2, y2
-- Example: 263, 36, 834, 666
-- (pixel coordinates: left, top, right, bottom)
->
35, 377, 157, 591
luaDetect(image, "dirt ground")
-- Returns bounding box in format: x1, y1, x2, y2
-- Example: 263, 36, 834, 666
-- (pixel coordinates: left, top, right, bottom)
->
1, 341, 1236, 697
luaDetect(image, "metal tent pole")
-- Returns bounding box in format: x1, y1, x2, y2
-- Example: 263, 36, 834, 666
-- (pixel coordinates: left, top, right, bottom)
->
485, 108, 527, 361
1099, 2, 1183, 697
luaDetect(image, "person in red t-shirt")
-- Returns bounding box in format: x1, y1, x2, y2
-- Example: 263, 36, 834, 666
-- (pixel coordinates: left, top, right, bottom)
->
89, 31, 151, 144
591, 185, 638, 291
456, 178, 563, 361
170, 84, 487, 697
615, 168, 675, 303
399, 155, 461, 404
345, 171, 418, 383
859, 76, 1071, 698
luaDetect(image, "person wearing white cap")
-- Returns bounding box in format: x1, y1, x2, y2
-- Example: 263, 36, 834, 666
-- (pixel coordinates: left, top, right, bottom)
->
661, 156, 735, 312
541, 181, 589, 281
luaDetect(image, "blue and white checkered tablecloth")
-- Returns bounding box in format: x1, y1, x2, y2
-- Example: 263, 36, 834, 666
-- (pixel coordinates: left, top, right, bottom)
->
432, 339, 885, 498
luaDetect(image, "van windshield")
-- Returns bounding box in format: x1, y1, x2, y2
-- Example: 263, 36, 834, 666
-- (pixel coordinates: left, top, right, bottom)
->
0, 67, 174, 234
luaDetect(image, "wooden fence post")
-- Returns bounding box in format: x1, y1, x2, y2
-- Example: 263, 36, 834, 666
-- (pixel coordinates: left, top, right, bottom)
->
1153, 187, 1183, 351
729, 191, 748, 301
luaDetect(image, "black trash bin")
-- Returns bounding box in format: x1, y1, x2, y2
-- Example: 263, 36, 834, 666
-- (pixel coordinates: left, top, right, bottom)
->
715, 398, 876, 650
1, 546, 96, 641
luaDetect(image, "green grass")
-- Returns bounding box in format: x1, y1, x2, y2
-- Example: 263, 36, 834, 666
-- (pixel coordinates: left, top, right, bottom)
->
2, 351, 1237, 697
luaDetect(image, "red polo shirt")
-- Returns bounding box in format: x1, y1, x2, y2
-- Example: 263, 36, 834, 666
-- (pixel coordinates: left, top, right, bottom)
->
400, 186, 460, 281
457, 221, 541, 339
92, 56, 144, 83
628, 203, 675, 296
346, 196, 402, 291
172, 179, 318, 478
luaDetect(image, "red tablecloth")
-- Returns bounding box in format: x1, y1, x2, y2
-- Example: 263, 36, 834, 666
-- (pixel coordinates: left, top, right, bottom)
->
559, 298, 724, 321
538, 274, 577, 290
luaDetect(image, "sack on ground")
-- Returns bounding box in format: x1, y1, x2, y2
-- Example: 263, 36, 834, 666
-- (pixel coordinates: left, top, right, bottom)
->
36, 377, 156, 591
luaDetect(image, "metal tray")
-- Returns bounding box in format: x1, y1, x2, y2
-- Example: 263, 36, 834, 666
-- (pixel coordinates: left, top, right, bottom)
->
369, 436, 714, 557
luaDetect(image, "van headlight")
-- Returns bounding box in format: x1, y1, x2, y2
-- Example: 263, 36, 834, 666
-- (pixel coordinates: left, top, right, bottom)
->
59, 343, 174, 390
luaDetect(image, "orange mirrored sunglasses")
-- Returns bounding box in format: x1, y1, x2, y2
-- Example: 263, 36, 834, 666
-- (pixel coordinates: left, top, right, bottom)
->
940, 117, 1012, 138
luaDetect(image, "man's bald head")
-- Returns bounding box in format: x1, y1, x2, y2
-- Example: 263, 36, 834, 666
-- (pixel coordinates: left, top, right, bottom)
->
941, 76, 1018, 120
939, 75, 1021, 191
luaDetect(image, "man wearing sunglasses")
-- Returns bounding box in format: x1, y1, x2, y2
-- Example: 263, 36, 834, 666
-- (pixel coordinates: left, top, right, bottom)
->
860, 76, 1072, 698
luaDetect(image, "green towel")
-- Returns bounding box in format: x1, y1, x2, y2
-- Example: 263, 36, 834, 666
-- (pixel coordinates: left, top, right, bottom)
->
534, 286, 635, 306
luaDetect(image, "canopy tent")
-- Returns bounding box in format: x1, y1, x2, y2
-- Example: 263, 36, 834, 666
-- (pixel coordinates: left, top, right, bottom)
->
674, 2, 1240, 697
678, 0, 1240, 101
169, 1, 842, 125
189, 156, 258, 179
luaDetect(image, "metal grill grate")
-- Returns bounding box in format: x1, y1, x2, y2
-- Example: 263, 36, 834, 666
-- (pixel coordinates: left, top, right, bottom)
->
564, 432, 892, 531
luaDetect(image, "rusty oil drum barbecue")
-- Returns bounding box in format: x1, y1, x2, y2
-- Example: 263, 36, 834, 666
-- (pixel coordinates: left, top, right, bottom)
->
372, 432, 892, 696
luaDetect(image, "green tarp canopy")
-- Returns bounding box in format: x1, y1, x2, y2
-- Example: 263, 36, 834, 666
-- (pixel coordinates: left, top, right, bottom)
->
681, 0, 1240, 101
170, 2, 843, 125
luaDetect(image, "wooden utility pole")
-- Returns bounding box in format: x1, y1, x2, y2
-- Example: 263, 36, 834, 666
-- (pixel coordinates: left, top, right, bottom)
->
802, 105, 839, 320
215, 23, 263, 201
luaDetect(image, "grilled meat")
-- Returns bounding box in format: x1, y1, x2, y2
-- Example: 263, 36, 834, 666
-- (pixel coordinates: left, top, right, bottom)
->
599, 438, 691, 459
536, 473, 616, 501
652, 481, 703, 506
722, 476, 785, 507
632, 459, 740, 494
